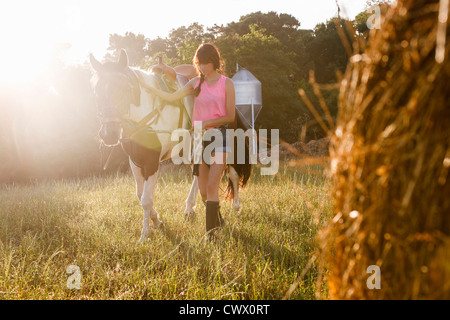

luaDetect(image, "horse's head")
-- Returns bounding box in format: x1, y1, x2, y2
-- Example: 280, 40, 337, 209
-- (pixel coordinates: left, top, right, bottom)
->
90, 49, 137, 146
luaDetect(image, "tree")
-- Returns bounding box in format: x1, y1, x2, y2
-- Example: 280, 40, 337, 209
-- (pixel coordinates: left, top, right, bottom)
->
306, 18, 350, 83
216, 25, 302, 140
214, 11, 312, 81
147, 37, 171, 58
107, 32, 148, 66
217, 11, 301, 42
167, 23, 215, 64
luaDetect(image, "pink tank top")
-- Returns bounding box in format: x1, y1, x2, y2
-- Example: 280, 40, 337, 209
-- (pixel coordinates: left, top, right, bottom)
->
192, 75, 227, 129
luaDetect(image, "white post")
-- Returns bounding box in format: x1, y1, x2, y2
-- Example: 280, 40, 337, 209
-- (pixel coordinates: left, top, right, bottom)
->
251, 98, 257, 157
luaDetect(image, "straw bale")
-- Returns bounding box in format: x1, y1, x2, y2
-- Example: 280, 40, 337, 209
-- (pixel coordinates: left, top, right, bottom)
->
319, 0, 450, 299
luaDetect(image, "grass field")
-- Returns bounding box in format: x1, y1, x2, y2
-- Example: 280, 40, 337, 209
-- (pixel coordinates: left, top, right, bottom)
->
0, 161, 332, 300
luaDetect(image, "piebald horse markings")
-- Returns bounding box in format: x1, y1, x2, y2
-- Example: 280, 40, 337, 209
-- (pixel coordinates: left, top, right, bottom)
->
90, 49, 251, 242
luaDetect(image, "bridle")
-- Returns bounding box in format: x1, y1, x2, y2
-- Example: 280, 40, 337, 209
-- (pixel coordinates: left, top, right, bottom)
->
94, 72, 135, 169
94, 70, 190, 170
96, 75, 134, 128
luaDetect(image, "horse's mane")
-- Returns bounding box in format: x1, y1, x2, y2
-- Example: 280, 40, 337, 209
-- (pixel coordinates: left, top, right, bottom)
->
124, 67, 142, 106
90, 66, 143, 107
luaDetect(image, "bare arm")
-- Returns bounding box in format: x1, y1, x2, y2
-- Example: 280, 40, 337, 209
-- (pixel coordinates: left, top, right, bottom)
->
201, 78, 236, 129
138, 74, 197, 102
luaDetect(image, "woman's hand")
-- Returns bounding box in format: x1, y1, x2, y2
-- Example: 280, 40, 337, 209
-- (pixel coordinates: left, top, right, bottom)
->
189, 121, 207, 134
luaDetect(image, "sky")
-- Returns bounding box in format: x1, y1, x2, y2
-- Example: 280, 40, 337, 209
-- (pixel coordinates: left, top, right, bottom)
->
0, 0, 369, 82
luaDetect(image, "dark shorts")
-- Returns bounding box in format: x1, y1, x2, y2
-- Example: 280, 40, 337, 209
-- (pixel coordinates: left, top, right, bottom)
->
202, 124, 231, 153
191, 125, 231, 174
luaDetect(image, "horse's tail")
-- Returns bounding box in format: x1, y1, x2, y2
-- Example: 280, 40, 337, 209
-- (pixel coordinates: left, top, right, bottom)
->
224, 114, 253, 201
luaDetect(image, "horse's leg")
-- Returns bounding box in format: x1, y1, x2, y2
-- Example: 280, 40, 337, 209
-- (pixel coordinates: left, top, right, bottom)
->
130, 160, 162, 242
130, 158, 145, 204
184, 170, 199, 219
228, 165, 241, 211
140, 170, 163, 242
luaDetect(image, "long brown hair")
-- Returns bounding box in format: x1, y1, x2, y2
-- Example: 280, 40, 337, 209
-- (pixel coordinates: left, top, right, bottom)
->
193, 43, 225, 97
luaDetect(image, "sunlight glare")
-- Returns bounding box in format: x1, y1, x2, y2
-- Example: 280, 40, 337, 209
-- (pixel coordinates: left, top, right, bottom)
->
0, 1, 89, 84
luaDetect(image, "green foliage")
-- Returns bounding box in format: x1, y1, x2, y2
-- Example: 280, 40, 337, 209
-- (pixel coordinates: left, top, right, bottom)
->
147, 37, 172, 60
214, 11, 314, 81
309, 18, 350, 83
220, 11, 301, 41
107, 32, 149, 66
216, 25, 302, 138
168, 23, 215, 64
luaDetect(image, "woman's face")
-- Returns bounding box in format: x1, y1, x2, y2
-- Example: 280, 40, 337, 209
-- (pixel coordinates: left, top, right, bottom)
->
198, 62, 215, 76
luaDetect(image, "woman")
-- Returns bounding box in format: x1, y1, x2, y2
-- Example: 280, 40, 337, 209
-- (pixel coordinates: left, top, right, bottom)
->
139, 43, 236, 238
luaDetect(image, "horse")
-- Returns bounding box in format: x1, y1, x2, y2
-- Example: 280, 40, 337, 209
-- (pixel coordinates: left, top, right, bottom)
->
89, 49, 252, 242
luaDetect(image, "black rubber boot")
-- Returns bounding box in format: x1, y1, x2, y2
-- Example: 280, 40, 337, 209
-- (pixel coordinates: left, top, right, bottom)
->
205, 201, 224, 237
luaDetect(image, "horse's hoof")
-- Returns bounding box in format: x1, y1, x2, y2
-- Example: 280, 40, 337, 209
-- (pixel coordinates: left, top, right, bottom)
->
205, 230, 221, 243
139, 226, 151, 243
139, 232, 149, 243
184, 211, 196, 221
153, 220, 164, 229
184, 206, 196, 216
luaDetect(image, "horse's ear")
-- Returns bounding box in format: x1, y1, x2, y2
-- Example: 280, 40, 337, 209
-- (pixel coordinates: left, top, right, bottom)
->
118, 49, 128, 70
89, 53, 103, 73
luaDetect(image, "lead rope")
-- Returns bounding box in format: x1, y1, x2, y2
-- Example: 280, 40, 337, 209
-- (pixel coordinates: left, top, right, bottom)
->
100, 142, 119, 171
103, 144, 118, 171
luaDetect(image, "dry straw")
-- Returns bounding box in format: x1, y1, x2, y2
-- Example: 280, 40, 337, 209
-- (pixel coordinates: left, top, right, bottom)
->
316, 0, 450, 299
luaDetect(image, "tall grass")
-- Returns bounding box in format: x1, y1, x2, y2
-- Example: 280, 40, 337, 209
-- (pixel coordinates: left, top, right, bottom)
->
0, 162, 331, 300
